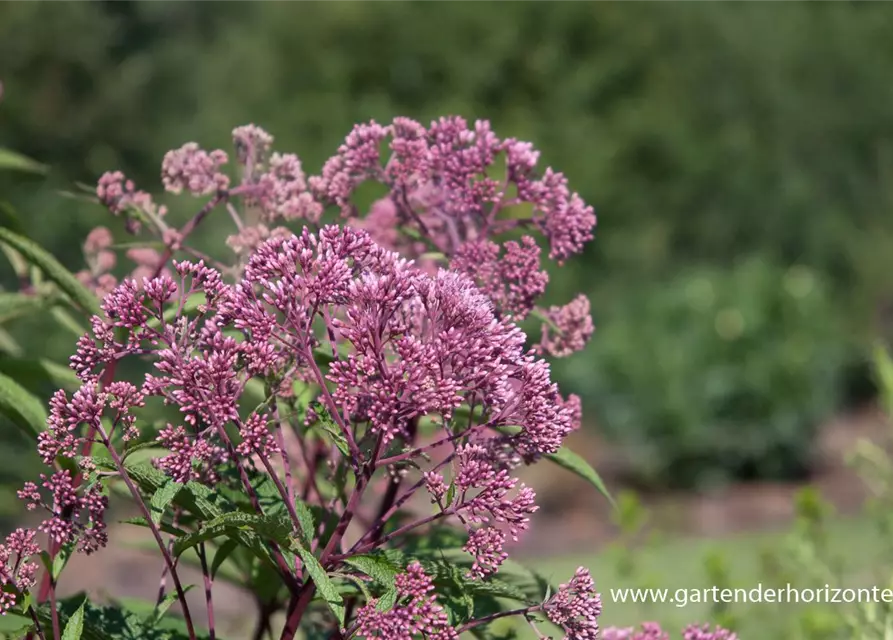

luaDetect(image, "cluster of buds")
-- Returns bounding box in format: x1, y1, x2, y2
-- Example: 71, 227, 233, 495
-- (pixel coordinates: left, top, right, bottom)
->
1, 118, 730, 640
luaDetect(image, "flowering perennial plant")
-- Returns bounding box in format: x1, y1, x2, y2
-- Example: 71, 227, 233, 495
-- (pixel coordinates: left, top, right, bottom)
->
0, 119, 731, 639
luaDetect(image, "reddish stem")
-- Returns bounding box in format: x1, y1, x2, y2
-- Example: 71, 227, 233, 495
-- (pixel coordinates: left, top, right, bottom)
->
97, 422, 198, 640
197, 542, 216, 640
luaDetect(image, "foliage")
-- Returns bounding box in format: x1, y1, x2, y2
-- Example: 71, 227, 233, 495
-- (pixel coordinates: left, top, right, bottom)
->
1, 2, 891, 486
0, 119, 638, 640
577, 257, 850, 489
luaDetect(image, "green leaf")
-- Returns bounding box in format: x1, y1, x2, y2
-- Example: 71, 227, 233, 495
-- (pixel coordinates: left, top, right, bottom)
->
119, 517, 188, 538
0, 355, 83, 392
0, 202, 26, 236
312, 404, 350, 458
544, 447, 615, 508
294, 543, 345, 626
0, 612, 32, 634
172, 511, 292, 558
874, 343, 893, 415
150, 481, 183, 525
293, 498, 316, 547
51, 307, 89, 338
376, 587, 398, 613
61, 599, 86, 640
146, 292, 206, 332
333, 572, 373, 602
0, 292, 51, 324
52, 541, 77, 581
444, 481, 457, 508
151, 584, 195, 625
343, 553, 400, 588
0, 228, 100, 317
210, 538, 239, 580
0, 148, 47, 174
0, 370, 47, 440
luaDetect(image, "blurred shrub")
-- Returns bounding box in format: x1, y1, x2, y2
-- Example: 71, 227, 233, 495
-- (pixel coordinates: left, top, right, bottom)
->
4, 2, 893, 292
579, 256, 851, 489
745, 346, 893, 639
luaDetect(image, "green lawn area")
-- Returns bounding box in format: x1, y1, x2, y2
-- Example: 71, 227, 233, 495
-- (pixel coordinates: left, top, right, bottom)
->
514, 513, 889, 638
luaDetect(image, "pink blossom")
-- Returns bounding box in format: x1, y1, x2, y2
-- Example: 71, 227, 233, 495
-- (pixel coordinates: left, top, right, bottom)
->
354, 562, 457, 640
540, 294, 595, 358
542, 567, 602, 640
161, 142, 230, 196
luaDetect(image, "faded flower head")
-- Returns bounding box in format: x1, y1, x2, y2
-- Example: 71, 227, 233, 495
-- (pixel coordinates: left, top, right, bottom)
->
162, 142, 230, 196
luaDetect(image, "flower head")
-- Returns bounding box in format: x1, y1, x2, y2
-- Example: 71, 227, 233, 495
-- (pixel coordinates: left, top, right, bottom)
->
543, 567, 602, 640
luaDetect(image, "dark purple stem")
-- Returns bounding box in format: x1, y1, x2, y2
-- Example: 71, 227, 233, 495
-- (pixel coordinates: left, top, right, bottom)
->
197, 542, 216, 640
456, 605, 541, 634
95, 423, 197, 640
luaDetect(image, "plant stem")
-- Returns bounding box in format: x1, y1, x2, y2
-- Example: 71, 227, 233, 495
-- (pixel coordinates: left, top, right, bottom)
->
216, 434, 301, 594
279, 435, 383, 640
48, 582, 60, 640
456, 605, 540, 634
96, 423, 198, 640
25, 606, 47, 640
197, 542, 216, 640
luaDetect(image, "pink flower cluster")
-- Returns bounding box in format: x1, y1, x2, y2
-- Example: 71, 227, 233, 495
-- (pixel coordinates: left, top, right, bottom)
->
309, 115, 597, 357
354, 562, 457, 640
17, 470, 107, 555
46, 117, 603, 636
0, 529, 40, 615
602, 623, 737, 640
93, 120, 597, 360
542, 567, 602, 640
96, 171, 167, 233
75, 225, 169, 297
161, 143, 230, 196
60, 224, 579, 581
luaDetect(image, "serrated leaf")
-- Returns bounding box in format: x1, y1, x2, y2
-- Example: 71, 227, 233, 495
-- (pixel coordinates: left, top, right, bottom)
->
376, 587, 398, 612
173, 511, 292, 558
120, 516, 187, 538
61, 599, 86, 640
544, 447, 615, 508
151, 584, 195, 625
150, 481, 183, 525
292, 540, 345, 625
0, 370, 47, 440
0, 228, 100, 316
293, 498, 316, 546
0, 148, 47, 174
343, 553, 399, 588
314, 404, 350, 457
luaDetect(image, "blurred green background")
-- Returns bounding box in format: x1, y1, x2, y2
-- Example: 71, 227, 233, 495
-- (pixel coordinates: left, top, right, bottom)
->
4, 2, 893, 636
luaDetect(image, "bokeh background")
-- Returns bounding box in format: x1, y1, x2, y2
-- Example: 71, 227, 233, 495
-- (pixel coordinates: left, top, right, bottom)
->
4, 2, 893, 637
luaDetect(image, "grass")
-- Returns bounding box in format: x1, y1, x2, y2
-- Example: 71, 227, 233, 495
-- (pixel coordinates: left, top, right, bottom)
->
512, 513, 889, 637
